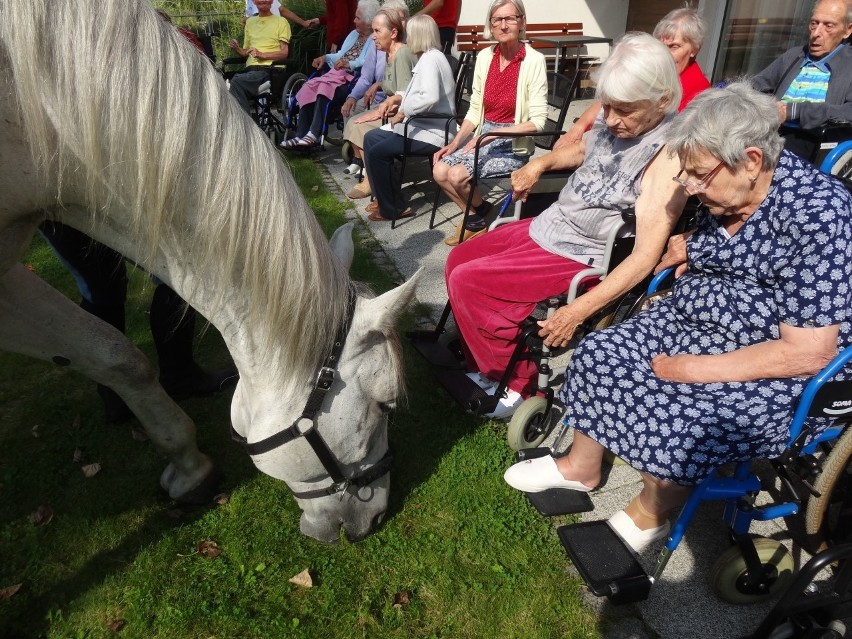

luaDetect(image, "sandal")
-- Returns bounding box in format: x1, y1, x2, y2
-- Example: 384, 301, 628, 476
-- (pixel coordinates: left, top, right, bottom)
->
365, 200, 379, 213
279, 137, 302, 149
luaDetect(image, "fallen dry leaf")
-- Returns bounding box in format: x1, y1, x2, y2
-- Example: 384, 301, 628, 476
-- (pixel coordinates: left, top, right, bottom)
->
25, 264, 35, 272
28, 505, 54, 527
129, 427, 148, 442
107, 619, 126, 633
0, 583, 22, 601
213, 493, 229, 505
311, 185, 319, 192
392, 591, 410, 608
81, 463, 102, 478
288, 569, 313, 588
197, 540, 221, 558
31, 424, 40, 438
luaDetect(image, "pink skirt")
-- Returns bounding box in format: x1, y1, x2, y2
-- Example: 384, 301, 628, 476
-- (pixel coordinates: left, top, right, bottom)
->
295, 68, 353, 106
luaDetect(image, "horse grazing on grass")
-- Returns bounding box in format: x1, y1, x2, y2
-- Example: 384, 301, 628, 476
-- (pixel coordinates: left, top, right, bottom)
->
0, 0, 420, 542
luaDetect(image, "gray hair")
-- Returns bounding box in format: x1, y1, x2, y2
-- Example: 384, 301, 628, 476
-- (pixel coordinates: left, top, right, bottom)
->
374, 8, 406, 42
406, 14, 441, 54
381, 0, 410, 21
482, 0, 526, 40
357, 0, 381, 26
595, 32, 681, 113
653, 6, 706, 50
666, 81, 784, 170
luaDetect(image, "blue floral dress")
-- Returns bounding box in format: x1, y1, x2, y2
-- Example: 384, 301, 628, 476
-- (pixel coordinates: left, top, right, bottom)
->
558, 151, 852, 485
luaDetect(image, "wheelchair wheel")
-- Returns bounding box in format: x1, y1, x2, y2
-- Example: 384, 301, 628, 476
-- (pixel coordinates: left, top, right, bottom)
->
341, 140, 354, 165
507, 397, 553, 451
280, 72, 307, 132
436, 327, 465, 365
823, 140, 852, 186
710, 537, 795, 604
805, 425, 852, 550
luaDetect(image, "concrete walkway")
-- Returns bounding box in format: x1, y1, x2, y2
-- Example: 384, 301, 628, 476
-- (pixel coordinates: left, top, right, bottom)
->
307, 111, 824, 639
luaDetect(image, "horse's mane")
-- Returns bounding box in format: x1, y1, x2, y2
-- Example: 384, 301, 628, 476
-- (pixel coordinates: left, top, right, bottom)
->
1, 0, 352, 388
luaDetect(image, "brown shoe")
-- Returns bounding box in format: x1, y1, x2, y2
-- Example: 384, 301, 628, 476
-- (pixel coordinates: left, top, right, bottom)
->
368, 207, 413, 222
365, 200, 379, 213
347, 184, 372, 200
444, 223, 487, 246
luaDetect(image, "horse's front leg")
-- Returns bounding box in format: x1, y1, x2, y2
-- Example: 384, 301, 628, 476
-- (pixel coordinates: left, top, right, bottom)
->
0, 263, 217, 501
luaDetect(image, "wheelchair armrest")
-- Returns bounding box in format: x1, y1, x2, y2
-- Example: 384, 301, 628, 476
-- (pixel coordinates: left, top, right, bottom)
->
647, 268, 675, 295
788, 346, 852, 444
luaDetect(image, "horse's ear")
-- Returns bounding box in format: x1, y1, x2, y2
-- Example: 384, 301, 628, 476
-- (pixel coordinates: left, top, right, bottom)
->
329, 222, 355, 272
357, 268, 423, 333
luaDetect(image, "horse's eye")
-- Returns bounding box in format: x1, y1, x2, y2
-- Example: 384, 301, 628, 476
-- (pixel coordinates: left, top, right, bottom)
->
377, 401, 396, 414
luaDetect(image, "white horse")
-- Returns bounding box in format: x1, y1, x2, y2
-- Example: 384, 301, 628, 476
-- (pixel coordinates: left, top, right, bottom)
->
0, 0, 420, 542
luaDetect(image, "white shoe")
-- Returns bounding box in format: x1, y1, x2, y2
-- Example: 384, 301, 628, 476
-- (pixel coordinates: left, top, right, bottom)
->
607, 510, 671, 553
503, 455, 595, 493
484, 388, 523, 419
343, 162, 362, 176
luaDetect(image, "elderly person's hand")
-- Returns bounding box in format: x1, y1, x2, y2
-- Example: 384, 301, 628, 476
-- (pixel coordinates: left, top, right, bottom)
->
363, 83, 380, 107
650, 353, 696, 382
311, 55, 326, 70
433, 140, 459, 164
389, 110, 405, 126
354, 108, 383, 124
341, 97, 357, 118
306, 17, 320, 27
553, 123, 586, 150
510, 158, 545, 202
537, 305, 584, 348
655, 230, 694, 276
333, 58, 350, 71
229, 37, 241, 50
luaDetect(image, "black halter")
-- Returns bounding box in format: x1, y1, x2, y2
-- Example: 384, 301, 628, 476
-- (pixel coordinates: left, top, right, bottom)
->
230, 290, 394, 500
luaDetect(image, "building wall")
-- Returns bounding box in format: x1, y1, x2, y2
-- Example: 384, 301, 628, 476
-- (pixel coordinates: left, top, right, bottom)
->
625, 0, 684, 34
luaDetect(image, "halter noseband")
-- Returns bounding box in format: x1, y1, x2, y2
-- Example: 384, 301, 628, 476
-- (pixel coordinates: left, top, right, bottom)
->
230, 290, 394, 500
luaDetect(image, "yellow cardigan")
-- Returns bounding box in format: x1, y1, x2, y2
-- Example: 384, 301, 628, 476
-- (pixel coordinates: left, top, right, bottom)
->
464, 44, 549, 156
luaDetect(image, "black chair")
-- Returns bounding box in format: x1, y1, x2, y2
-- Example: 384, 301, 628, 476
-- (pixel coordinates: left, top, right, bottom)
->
430, 69, 581, 235
221, 57, 296, 144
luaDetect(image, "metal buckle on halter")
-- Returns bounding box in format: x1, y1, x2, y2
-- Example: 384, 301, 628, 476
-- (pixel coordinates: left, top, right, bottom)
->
316, 366, 335, 390
332, 479, 351, 500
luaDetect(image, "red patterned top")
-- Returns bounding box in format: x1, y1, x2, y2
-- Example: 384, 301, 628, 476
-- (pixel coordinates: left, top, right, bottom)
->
483, 43, 526, 123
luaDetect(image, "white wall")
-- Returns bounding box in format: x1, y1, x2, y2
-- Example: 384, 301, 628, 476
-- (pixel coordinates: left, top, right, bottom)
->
457, 0, 630, 61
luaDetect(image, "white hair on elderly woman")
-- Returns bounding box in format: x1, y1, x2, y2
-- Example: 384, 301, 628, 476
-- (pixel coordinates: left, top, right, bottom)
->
381, 0, 410, 21
594, 32, 681, 113
358, 0, 382, 25
666, 81, 785, 170
483, 0, 527, 40
653, 6, 706, 50
406, 13, 441, 54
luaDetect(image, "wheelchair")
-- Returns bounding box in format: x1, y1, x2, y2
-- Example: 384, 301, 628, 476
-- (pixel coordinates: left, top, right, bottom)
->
511, 147, 852, 610
221, 57, 298, 144
277, 69, 360, 149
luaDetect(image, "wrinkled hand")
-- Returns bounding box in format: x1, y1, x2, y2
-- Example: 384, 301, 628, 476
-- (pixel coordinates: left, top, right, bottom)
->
333, 58, 349, 70
306, 18, 320, 27
389, 110, 404, 126
354, 109, 382, 124
510, 161, 543, 202
537, 305, 583, 348
650, 353, 695, 382
311, 55, 326, 70
247, 47, 261, 60
363, 84, 379, 105
341, 97, 356, 118
229, 38, 240, 50
433, 143, 457, 164
654, 230, 693, 277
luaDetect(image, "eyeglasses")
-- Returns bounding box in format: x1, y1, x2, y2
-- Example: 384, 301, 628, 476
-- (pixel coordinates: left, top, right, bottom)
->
672, 160, 725, 193
489, 14, 523, 26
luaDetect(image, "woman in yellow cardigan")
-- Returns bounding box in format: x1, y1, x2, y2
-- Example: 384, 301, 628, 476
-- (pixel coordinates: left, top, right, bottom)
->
432, 0, 547, 245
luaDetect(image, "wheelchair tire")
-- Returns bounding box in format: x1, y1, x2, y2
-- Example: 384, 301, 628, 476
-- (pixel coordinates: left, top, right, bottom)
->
280, 72, 307, 131
507, 397, 552, 451
341, 140, 354, 165
805, 425, 852, 550
436, 327, 465, 365
823, 140, 852, 186
710, 537, 794, 605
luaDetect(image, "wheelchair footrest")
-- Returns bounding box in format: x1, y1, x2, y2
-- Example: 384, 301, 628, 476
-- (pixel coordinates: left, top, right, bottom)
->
407, 330, 465, 369
432, 368, 500, 414
557, 522, 652, 604
525, 488, 593, 516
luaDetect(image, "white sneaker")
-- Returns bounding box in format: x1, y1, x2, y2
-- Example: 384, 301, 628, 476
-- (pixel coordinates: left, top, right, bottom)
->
343, 162, 362, 176
503, 455, 595, 493
484, 388, 523, 419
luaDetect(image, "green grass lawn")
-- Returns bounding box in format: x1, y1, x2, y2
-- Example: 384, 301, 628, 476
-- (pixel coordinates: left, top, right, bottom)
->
0, 155, 602, 639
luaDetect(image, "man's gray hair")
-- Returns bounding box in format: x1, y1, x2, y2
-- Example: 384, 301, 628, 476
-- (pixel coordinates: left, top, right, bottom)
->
406, 14, 441, 54
358, 0, 381, 26
483, 0, 527, 40
595, 32, 681, 114
653, 6, 706, 50
667, 81, 784, 170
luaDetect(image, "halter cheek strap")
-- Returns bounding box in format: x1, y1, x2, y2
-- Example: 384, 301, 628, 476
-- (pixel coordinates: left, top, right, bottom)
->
230, 291, 394, 500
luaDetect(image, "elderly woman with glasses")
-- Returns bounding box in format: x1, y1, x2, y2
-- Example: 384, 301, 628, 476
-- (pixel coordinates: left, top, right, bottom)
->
446, 33, 688, 419
432, 0, 548, 245
504, 82, 852, 553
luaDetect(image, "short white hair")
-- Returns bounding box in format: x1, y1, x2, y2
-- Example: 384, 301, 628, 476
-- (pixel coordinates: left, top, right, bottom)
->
667, 81, 785, 170
595, 32, 681, 114
653, 6, 706, 50
482, 0, 526, 40
357, 0, 381, 25
406, 14, 441, 55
